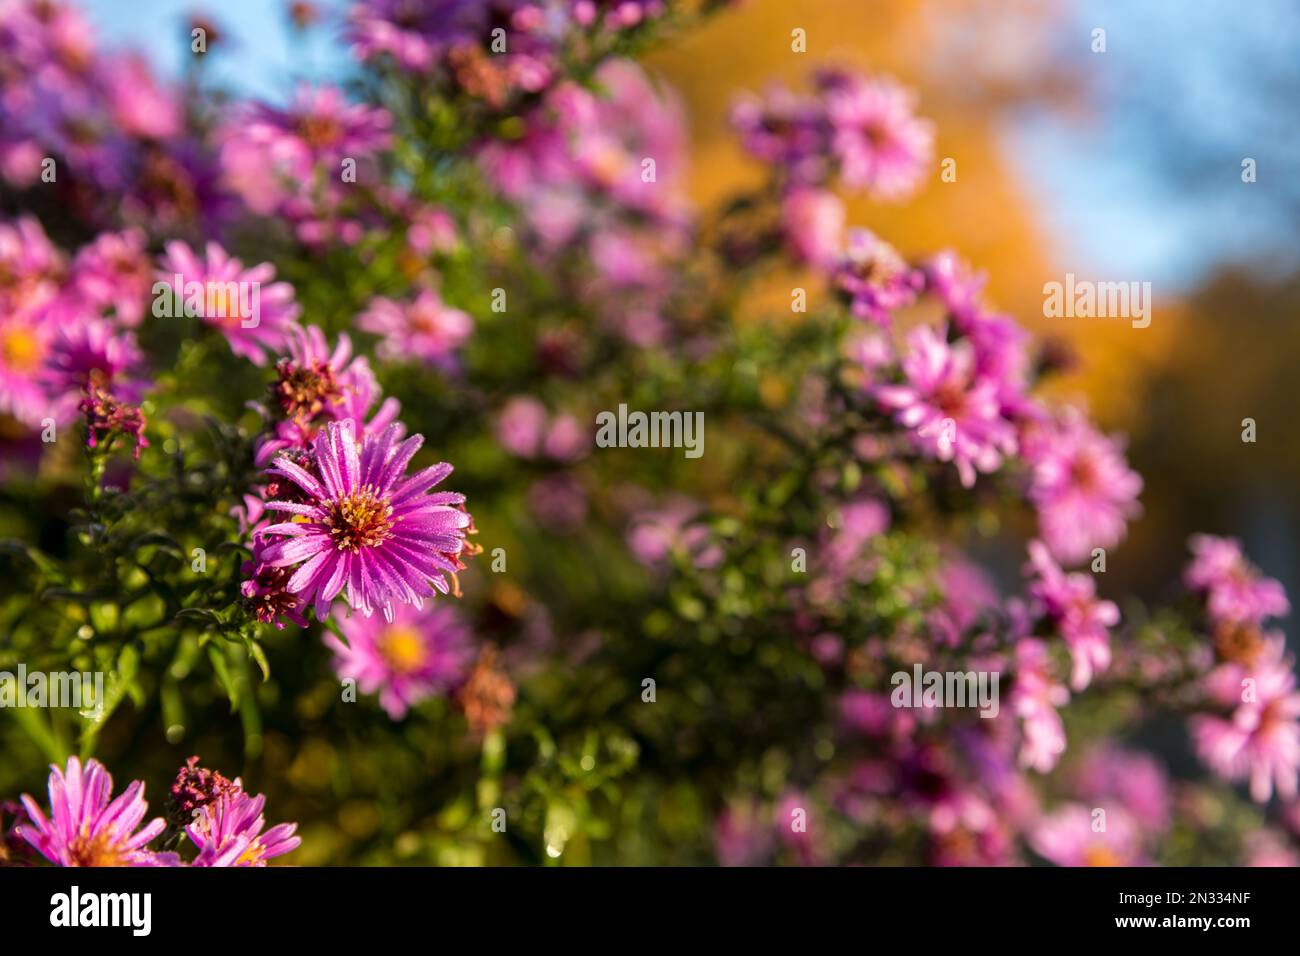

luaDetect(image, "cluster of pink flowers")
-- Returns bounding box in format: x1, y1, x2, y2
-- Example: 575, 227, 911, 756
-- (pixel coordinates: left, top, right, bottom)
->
218, 85, 394, 246
1185, 535, 1299, 803
0, 0, 221, 231
5, 756, 298, 868
733, 68, 934, 268
495, 395, 588, 462
347, 0, 667, 107
733, 69, 935, 200
0, 216, 150, 453
478, 59, 690, 346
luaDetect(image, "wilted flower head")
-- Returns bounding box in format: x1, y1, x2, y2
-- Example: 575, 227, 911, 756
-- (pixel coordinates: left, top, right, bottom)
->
79, 382, 148, 458
166, 756, 240, 831
456, 644, 516, 735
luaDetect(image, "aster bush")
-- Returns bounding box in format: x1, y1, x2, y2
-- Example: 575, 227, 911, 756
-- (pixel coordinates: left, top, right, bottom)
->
0, 0, 1297, 868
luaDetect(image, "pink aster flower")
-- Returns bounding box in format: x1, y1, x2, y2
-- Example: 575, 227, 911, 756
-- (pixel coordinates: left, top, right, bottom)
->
626, 497, 723, 570
1191, 655, 1300, 803
780, 186, 844, 270
816, 69, 934, 201
358, 288, 472, 370
1073, 744, 1171, 833
255, 419, 472, 621
16, 756, 177, 867
1011, 637, 1070, 773
69, 228, 153, 327
833, 228, 923, 324
1025, 540, 1119, 691
325, 601, 474, 718
1024, 408, 1143, 565
0, 310, 52, 427
873, 323, 1017, 488
496, 396, 548, 459
714, 797, 774, 867
157, 240, 301, 366
187, 789, 300, 867
1029, 803, 1143, 867
1184, 534, 1290, 628
219, 84, 391, 217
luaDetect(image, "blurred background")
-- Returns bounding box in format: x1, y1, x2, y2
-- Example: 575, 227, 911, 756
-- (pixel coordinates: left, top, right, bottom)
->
77, 0, 1300, 614
30, 0, 1294, 862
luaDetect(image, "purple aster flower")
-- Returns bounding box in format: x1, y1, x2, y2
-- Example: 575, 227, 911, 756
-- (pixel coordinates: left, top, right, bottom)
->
325, 600, 474, 718
730, 83, 828, 184
1025, 540, 1119, 691
219, 85, 392, 216
1073, 743, 1170, 833
358, 288, 472, 370
1023, 408, 1143, 566
1184, 534, 1290, 628
255, 418, 472, 621
41, 314, 146, 415
157, 240, 302, 366
816, 69, 934, 201
16, 756, 177, 867
832, 227, 923, 324
187, 789, 301, 867
872, 323, 1017, 488
347, 0, 485, 74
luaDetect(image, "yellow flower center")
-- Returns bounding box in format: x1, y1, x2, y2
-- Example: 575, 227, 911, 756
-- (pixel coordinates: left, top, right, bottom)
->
326, 486, 395, 552
68, 825, 128, 867
378, 626, 429, 674
1082, 844, 1121, 867
0, 326, 43, 373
